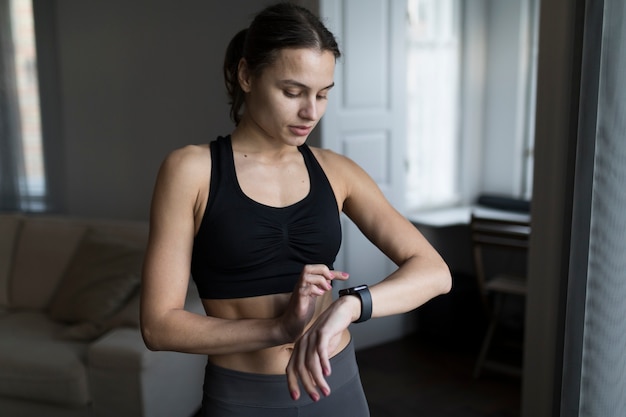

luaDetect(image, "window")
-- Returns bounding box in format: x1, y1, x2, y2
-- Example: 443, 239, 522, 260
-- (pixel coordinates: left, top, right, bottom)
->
405, 0, 538, 211
405, 0, 461, 210
0, 0, 46, 211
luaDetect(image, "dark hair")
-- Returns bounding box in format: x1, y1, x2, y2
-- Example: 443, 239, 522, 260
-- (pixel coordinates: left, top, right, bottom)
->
223, 2, 341, 125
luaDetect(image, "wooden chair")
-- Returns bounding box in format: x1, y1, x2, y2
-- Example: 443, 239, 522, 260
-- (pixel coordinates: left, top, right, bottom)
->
470, 213, 530, 378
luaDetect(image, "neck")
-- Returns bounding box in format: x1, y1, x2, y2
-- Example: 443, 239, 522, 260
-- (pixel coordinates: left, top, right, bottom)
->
231, 122, 302, 157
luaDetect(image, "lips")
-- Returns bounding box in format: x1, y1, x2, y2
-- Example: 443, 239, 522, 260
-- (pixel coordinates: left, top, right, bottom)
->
289, 125, 313, 136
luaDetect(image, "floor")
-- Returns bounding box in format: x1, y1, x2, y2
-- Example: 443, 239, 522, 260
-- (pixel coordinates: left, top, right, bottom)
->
356, 331, 522, 417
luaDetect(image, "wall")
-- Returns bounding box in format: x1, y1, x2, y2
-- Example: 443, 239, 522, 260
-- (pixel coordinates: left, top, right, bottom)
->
481, 0, 527, 195
458, 0, 536, 205
39, 0, 534, 218
39, 0, 277, 220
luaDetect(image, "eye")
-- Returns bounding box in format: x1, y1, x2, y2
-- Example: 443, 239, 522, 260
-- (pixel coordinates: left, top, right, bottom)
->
283, 90, 300, 98
317, 88, 332, 101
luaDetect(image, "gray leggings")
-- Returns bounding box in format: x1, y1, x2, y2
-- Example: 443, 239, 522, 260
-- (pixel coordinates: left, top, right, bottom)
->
200, 339, 370, 417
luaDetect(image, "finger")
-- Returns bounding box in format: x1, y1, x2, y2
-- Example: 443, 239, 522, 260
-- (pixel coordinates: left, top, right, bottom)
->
317, 338, 332, 378
298, 282, 327, 296
288, 340, 322, 402
302, 265, 348, 285
302, 264, 331, 278
286, 354, 301, 401
316, 270, 349, 292
311, 331, 332, 392
300, 367, 321, 401
330, 270, 350, 281
298, 357, 322, 401
303, 338, 330, 398
301, 272, 333, 292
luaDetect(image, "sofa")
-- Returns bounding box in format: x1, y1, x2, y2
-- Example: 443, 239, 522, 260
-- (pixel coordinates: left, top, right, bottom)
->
0, 213, 206, 417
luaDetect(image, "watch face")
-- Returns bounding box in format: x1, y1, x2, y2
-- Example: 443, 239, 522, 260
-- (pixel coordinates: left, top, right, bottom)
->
340, 285, 368, 296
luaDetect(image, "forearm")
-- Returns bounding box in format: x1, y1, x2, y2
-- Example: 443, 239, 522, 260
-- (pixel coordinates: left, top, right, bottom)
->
141, 308, 288, 355
346, 255, 451, 321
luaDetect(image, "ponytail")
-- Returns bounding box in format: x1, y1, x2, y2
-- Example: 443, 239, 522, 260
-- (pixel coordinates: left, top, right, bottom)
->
223, 29, 248, 125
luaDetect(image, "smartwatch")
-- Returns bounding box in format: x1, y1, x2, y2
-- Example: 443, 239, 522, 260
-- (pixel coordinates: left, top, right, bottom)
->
338, 285, 372, 323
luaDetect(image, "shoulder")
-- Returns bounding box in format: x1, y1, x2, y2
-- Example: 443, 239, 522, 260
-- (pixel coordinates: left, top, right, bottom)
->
153, 144, 211, 200
162, 143, 211, 169
309, 146, 364, 177
308, 146, 377, 201
158, 144, 211, 182
150, 144, 213, 227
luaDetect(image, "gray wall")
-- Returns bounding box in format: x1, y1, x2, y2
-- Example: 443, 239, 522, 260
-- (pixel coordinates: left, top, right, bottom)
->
41, 0, 278, 220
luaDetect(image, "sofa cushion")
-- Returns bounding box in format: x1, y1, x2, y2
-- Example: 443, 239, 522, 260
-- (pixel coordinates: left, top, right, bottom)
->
48, 229, 143, 332
10, 217, 87, 310
0, 214, 23, 308
0, 311, 90, 406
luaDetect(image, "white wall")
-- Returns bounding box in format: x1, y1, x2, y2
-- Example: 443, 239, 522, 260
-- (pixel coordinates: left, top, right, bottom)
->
461, 0, 534, 202
481, 0, 527, 195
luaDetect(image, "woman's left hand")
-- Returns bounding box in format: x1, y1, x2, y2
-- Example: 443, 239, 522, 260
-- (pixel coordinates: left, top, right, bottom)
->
285, 295, 360, 402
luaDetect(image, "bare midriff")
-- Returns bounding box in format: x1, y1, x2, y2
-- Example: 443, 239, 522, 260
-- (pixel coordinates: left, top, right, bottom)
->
201, 292, 351, 375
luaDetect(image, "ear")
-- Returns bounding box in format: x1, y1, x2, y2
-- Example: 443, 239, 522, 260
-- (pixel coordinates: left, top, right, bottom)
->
238, 58, 252, 93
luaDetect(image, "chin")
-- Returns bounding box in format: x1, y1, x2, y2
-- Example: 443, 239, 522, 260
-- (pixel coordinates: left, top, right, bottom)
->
292, 137, 309, 147
282, 134, 309, 147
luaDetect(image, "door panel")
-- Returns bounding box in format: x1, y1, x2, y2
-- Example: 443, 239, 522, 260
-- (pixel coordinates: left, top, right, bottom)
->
320, 0, 409, 348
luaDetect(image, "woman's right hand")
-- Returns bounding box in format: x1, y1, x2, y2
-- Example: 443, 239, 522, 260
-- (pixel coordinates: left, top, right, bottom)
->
279, 265, 349, 342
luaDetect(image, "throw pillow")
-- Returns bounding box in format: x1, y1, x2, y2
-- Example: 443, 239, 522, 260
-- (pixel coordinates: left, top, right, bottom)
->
49, 229, 144, 328
58, 288, 141, 341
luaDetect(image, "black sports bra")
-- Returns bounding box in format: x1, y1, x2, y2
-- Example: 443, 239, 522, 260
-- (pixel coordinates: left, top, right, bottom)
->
191, 136, 342, 299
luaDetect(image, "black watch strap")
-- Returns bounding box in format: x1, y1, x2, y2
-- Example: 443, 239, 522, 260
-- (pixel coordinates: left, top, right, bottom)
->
339, 285, 372, 323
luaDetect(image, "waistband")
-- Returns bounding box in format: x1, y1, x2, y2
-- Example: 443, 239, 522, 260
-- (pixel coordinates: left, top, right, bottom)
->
202, 339, 359, 408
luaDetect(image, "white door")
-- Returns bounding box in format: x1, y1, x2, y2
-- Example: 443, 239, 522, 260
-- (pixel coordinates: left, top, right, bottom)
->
320, 0, 409, 349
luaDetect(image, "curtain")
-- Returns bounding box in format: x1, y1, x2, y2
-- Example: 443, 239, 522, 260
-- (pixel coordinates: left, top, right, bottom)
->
577, 0, 626, 414
560, 0, 626, 415
0, 0, 26, 211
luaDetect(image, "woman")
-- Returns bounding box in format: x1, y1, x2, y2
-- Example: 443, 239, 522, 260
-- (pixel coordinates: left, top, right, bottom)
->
140, 3, 451, 416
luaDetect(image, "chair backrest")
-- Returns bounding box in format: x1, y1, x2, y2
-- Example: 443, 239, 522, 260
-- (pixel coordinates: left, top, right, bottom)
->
469, 214, 531, 306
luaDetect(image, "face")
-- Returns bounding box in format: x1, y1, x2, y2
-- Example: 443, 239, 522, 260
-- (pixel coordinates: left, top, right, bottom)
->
239, 48, 336, 146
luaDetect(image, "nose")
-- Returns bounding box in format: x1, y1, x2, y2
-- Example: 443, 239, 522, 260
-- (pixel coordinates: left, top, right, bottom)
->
298, 96, 318, 121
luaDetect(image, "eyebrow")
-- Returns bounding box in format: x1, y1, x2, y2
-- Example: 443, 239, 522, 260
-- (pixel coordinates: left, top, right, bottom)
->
279, 79, 335, 91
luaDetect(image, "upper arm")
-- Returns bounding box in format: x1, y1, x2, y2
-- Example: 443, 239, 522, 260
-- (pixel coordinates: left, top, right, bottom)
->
141, 146, 210, 322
